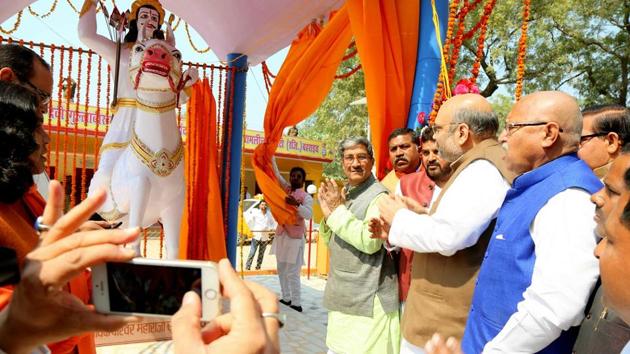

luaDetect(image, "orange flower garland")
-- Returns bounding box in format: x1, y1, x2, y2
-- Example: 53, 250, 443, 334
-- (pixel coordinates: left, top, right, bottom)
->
0, 11, 23, 35
515, 0, 530, 101
429, 0, 460, 123
471, 0, 497, 85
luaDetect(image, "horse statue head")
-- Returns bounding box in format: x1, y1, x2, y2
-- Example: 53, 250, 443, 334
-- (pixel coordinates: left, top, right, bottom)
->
128, 24, 195, 97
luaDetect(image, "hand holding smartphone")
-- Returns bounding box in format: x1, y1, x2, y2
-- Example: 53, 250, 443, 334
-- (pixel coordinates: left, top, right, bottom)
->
92, 258, 220, 321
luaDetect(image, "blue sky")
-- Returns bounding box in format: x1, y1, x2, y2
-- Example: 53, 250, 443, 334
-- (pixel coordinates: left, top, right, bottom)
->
1, 0, 288, 131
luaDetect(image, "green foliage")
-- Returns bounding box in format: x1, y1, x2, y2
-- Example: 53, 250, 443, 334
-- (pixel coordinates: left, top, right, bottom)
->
299, 55, 368, 178
457, 0, 629, 106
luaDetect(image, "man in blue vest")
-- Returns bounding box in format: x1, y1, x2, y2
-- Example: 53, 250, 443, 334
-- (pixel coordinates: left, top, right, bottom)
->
462, 91, 603, 353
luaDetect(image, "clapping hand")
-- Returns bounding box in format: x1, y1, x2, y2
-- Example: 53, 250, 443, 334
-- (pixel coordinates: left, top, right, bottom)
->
377, 194, 408, 226
317, 178, 345, 219
368, 217, 389, 240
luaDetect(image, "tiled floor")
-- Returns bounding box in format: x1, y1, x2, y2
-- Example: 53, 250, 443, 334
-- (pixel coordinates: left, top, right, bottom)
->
96, 274, 329, 354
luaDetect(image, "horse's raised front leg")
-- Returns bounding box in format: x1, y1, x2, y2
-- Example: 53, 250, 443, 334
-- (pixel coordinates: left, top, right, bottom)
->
128, 175, 151, 256
159, 196, 184, 259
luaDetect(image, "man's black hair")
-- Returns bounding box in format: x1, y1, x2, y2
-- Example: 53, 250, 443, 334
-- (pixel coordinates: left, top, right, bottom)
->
387, 127, 419, 146
290, 166, 306, 181
0, 44, 50, 83
583, 104, 630, 144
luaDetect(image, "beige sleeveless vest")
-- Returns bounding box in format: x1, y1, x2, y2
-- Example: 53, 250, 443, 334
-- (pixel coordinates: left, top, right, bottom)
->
402, 138, 515, 347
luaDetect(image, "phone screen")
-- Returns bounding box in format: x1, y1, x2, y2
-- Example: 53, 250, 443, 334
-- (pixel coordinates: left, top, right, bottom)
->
106, 262, 202, 316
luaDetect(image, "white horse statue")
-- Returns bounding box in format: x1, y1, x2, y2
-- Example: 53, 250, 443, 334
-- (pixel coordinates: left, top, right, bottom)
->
89, 25, 197, 259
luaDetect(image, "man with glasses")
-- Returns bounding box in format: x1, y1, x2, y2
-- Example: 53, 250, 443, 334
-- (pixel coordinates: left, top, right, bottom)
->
573, 104, 630, 354
461, 91, 602, 353
318, 137, 399, 354
578, 104, 630, 178
371, 94, 514, 353
0, 44, 53, 198
0, 44, 52, 114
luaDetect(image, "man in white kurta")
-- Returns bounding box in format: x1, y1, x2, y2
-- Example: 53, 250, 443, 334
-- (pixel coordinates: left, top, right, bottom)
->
271, 160, 313, 312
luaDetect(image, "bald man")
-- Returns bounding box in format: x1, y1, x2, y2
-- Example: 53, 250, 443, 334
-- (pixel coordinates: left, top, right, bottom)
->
460, 92, 602, 353
373, 94, 515, 353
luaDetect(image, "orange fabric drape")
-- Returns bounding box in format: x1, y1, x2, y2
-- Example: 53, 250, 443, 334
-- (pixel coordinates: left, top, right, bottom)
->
347, 0, 420, 179
252, 6, 353, 225
180, 79, 227, 261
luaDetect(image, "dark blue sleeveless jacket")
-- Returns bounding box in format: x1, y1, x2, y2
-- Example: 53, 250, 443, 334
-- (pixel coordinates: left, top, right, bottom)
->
462, 154, 602, 354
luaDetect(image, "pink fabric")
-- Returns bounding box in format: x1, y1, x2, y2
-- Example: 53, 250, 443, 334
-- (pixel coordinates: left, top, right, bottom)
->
398, 168, 435, 301
275, 188, 307, 238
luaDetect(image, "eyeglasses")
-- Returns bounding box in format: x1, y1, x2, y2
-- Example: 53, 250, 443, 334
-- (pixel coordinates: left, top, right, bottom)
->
432, 122, 460, 135
343, 154, 371, 164
504, 121, 564, 137
579, 132, 608, 145
21, 80, 51, 109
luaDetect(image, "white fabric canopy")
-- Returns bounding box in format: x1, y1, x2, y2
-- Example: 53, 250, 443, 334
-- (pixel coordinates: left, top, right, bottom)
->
1, 0, 344, 65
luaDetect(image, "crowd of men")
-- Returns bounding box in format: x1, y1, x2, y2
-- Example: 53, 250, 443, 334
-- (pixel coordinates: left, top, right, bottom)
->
315, 91, 630, 354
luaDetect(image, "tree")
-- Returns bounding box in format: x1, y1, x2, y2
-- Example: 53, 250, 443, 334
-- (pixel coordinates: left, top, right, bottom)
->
456, 0, 629, 106
299, 55, 368, 178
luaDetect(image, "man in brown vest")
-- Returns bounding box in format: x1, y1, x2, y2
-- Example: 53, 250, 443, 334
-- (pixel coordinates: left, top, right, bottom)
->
393, 126, 452, 308
370, 93, 515, 353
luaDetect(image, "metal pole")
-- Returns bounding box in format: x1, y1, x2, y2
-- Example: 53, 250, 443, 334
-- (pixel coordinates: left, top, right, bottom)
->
224, 53, 248, 266
307, 218, 313, 279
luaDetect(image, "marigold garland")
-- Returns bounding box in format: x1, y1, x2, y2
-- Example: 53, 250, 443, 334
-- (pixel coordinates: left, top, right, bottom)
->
335, 64, 362, 79
28, 0, 59, 18
184, 23, 210, 54
80, 50, 93, 201
70, 48, 82, 207
430, 0, 460, 123
470, 0, 497, 85
515, 0, 530, 101
94, 56, 102, 168
0, 11, 23, 35
448, 0, 470, 85
66, 0, 81, 14
47, 45, 56, 174
54, 46, 66, 182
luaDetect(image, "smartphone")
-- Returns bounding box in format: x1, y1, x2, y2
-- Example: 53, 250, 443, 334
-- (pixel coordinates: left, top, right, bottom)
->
92, 258, 219, 321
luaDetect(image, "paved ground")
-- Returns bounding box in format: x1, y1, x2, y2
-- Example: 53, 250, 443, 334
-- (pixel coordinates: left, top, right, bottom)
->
96, 274, 329, 354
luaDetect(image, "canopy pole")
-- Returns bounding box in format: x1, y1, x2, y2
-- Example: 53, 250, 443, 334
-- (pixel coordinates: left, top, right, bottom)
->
223, 53, 248, 266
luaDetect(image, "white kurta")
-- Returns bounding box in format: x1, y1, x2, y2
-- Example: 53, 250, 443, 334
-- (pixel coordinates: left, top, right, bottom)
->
389, 159, 510, 255
269, 159, 313, 264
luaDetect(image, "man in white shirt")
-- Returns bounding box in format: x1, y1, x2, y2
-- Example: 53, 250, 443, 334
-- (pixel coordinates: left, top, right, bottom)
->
594, 148, 630, 354
461, 91, 602, 353
371, 94, 514, 353
425, 143, 630, 354
573, 105, 630, 354
244, 200, 276, 270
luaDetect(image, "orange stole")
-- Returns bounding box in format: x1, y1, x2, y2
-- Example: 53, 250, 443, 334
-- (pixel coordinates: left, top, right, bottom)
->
0, 188, 95, 354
